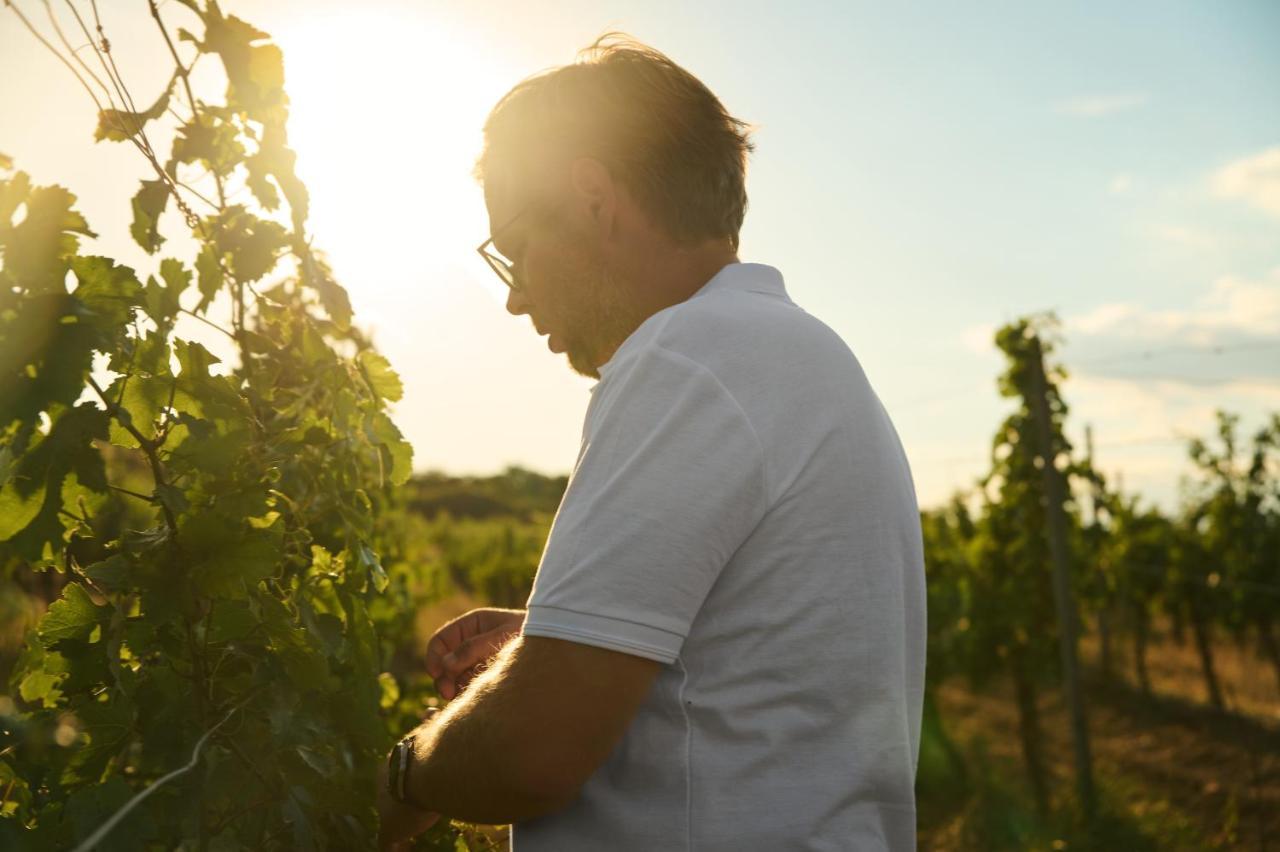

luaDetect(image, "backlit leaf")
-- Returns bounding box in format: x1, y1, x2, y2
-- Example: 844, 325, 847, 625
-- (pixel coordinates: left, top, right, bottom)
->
38, 582, 106, 647
194, 243, 223, 313
357, 350, 403, 402
93, 68, 179, 143
130, 178, 170, 253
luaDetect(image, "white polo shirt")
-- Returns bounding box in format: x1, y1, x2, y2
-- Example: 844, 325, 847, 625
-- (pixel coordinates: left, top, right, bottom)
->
515, 262, 926, 851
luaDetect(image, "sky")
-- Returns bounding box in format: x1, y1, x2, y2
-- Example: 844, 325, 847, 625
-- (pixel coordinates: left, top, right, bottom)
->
1, 0, 1278, 511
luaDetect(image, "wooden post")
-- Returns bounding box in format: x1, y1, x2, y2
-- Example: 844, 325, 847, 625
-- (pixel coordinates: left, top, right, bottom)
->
1086, 425, 1113, 683
1028, 334, 1096, 820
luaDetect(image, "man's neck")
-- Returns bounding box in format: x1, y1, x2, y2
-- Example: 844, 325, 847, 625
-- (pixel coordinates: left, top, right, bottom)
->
630, 241, 740, 319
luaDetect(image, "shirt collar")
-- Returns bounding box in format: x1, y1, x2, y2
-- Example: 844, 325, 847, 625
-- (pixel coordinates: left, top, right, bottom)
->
691, 261, 788, 300
591, 262, 787, 390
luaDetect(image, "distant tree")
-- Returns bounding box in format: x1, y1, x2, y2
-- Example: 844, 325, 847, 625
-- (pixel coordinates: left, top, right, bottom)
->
1185, 410, 1280, 698
950, 314, 1076, 815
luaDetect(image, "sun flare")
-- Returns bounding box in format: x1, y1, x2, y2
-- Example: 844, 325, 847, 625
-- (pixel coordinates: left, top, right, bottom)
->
276, 9, 516, 308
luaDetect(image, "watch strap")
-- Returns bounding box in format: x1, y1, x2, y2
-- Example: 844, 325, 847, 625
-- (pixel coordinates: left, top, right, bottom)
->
389, 733, 417, 805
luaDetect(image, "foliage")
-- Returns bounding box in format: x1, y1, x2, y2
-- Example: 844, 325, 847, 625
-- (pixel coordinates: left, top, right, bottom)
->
921, 313, 1280, 829
0, 2, 427, 848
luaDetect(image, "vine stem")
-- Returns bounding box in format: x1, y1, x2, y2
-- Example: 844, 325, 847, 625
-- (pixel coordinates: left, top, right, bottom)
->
85, 374, 179, 536
179, 306, 237, 340
69, 691, 259, 852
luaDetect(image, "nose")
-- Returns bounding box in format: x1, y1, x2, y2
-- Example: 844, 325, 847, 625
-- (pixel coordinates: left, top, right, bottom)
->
506, 286, 532, 317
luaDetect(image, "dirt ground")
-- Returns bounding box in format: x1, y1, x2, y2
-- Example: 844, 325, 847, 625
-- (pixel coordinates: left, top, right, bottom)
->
924, 623, 1280, 851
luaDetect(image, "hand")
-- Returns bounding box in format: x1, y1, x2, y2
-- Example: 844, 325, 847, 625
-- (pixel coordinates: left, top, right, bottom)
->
425, 607, 525, 701
376, 718, 443, 851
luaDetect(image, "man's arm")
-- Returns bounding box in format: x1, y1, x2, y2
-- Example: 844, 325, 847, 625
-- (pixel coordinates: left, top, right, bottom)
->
402, 634, 662, 824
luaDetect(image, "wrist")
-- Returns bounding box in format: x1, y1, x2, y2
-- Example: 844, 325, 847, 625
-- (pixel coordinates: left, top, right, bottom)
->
400, 710, 441, 811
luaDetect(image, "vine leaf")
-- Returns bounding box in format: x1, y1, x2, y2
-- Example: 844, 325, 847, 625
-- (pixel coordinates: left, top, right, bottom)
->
358, 350, 403, 402
130, 179, 170, 254
194, 244, 223, 313
38, 582, 107, 648
300, 248, 352, 329
94, 68, 180, 143
0, 464, 46, 542
200, 3, 287, 124
217, 206, 288, 283
82, 555, 132, 594
63, 696, 136, 785
17, 645, 69, 708
172, 108, 246, 178
185, 514, 281, 596
144, 258, 191, 323
0, 404, 108, 551
70, 256, 143, 333
367, 411, 413, 486
2, 181, 97, 293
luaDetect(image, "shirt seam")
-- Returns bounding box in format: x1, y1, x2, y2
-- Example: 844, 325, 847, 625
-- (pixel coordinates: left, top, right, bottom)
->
520, 621, 676, 664
526, 603, 686, 637
677, 655, 692, 852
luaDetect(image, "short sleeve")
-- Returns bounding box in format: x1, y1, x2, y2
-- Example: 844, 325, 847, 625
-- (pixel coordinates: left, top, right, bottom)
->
521, 343, 770, 664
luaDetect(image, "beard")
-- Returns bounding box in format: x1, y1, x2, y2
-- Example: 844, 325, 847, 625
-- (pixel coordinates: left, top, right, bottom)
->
555, 241, 648, 381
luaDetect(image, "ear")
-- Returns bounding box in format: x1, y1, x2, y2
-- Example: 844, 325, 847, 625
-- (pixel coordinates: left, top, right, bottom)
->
568, 157, 616, 237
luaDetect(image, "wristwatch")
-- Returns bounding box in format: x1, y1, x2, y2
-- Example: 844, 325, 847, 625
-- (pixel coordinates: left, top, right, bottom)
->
387, 732, 418, 806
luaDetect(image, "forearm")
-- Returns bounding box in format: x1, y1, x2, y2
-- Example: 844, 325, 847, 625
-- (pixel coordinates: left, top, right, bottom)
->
403, 637, 573, 824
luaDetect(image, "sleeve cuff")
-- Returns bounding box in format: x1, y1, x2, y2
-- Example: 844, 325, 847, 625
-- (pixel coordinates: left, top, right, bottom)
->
521, 603, 682, 665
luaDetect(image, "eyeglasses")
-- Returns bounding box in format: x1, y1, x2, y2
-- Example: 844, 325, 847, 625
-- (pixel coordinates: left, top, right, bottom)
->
476, 197, 571, 293
476, 206, 528, 293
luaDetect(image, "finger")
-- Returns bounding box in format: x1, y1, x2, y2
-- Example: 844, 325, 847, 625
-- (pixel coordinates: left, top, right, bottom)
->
439, 629, 505, 680
436, 662, 482, 702
424, 610, 482, 678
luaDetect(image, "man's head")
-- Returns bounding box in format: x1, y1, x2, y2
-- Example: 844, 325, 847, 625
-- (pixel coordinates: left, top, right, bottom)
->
474, 33, 754, 379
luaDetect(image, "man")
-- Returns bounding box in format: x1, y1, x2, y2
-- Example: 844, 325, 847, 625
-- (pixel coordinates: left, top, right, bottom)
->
377, 32, 926, 851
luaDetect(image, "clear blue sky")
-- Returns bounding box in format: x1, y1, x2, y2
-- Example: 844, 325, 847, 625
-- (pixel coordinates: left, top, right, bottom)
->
2, 0, 1277, 509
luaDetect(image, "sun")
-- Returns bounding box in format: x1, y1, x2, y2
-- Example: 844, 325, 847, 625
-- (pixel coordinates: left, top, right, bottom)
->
274, 8, 518, 307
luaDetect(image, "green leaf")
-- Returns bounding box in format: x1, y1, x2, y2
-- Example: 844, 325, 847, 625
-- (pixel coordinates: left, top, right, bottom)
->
64, 695, 135, 785
0, 169, 31, 222
300, 249, 351, 329
155, 482, 190, 516
82, 555, 132, 594
19, 668, 65, 706
0, 462, 47, 541
207, 598, 257, 644
93, 68, 178, 143
2, 183, 96, 293
184, 514, 281, 597
377, 672, 400, 710
18, 647, 69, 708
194, 244, 223, 313
130, 178, 170, 253
70, 255, 143, 332
105, 373, 172, 448
0, 404, 108, 549
357, 350, 403, 402
171, 110, 245, 177
259, 595, 331, 692
144, 258, 190, 323
244, 150, 281, 210
256, 121, 309, 229
201, 7, 287, 123
38, 582, 106, 648
218, 206, 288, 283
354, 541, 388, 593
368, 411, 413, 486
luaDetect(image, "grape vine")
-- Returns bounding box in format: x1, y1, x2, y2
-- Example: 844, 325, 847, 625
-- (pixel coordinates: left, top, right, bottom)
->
0, 2, 423, 848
